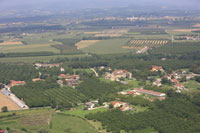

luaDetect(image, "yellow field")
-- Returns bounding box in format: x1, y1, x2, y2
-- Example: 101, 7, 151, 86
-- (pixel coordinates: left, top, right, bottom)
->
166, 29, 200, 34
75, 40, 100, 49
94, 33, 122, 37
0, 92, 21, 112
0, 41, 23, 46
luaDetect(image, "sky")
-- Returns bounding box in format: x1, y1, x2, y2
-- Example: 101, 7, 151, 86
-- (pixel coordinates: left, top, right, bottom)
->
0, 0, 199, 11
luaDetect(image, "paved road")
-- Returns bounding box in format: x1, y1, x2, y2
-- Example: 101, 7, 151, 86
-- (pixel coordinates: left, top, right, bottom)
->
90, 68, 99, 77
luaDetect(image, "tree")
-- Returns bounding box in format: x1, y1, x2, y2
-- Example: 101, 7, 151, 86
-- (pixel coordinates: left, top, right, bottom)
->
1, 106, 8, 112
109, 104, 113, 109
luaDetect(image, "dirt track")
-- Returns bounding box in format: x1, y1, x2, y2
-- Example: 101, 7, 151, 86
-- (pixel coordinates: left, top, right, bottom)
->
0, 91, 21, 111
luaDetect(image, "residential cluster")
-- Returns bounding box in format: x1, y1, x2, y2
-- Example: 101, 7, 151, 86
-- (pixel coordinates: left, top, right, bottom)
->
105, 69, 132, 81
57, 74, 80, 87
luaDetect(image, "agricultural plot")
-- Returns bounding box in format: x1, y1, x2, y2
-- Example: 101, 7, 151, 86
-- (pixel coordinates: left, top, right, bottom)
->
0, 41, 23, 46
0, 92, 20, 112
124, 40, 169, 49
51, 113, 97, 133
0, 43, 60, 53
0, 108, 53, 132
0, 54, 89, 63
82, 39, 134, 54
43, 87, 87, 105
75, 40, 100, 49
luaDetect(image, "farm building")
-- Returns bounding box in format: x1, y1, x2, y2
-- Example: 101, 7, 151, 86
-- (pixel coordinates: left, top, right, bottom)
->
8, 80, 26, 88
134, 88, 165, 97
111, 101, 132, 111
151, 65, 164, 72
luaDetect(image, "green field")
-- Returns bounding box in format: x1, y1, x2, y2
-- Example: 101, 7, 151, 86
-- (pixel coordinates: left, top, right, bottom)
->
0, 108, 98, 133
185, 80, 200, 90
51, 113, 97, 133
0, 54, 89, 63
0, 43, 60, 53
64, 107, 108, 118
82, 39, 134, 54
0, 108, 53, 133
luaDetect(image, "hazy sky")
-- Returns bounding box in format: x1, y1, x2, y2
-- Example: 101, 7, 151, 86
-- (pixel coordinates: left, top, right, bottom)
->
0, 0, 199, 10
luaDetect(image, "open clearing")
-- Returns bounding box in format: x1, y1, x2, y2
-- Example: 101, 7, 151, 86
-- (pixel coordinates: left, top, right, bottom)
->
0, 92, 20, 112
51, 113, 97, 133
82, 39, 134, 54
75, 40, 100, 49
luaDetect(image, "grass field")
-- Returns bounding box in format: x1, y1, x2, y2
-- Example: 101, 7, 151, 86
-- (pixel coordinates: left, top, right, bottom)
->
0, 43, 60, 53
75, 40, 100, 49
0, 92, 20, 112
51, 113, 97, 133
63, 107, 108, 118
82, 39, 134, 54
0, 54, 89, 63
0, 108, 53, 133
185, 80, 200, 90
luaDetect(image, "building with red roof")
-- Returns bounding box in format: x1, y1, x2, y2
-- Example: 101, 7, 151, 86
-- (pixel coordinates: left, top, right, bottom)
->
8, 80, 26, 87
134, 88, 165, 97
151, 65, 164, 72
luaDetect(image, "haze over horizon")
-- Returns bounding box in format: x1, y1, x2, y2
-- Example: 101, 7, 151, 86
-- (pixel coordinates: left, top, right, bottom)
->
0, 0, 199, 11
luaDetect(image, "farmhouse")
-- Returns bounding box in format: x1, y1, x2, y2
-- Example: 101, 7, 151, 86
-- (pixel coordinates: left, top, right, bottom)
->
105, 69, 132, 81
8, 80, 26, 88
32, 78, 44, 82
111, 101, 132, 111
174, 84, 185, 90
171, 79, 179, 84
58, 74, 80, 87
85, 102, 95, 110
151, 65, 164, 72
153, 79, 162, 87
134, 88, 166, 97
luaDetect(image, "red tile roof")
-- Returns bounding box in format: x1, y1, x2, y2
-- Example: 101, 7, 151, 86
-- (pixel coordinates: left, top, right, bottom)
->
135, 88, 165, 97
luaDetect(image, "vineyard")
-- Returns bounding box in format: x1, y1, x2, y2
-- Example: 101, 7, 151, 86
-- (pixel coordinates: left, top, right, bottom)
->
44, 87, 87, 105
125, 39, 169, 49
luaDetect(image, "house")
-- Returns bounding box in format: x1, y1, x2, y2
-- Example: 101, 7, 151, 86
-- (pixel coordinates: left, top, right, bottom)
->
105, 69, 132, 81
127, 91, 136, 95
8, 80, 26, 87
153, 79, 162, 87
58, 74, 68, 79
57, 80, 64, 86
174, 84, 185, 90
112, 101, 127, 108
151, 65, 164, 72
171, 79, 179, 84
32, 78, 44, 82
60, 67, 65, 72
85, 102, 95, 110
65, 79, 78, 87
120, 105, 132, 111
111, 101, 132, 111
134, 88, 166, 97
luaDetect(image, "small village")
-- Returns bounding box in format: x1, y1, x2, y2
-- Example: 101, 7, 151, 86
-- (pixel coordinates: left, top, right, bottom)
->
0, 62, 199, 114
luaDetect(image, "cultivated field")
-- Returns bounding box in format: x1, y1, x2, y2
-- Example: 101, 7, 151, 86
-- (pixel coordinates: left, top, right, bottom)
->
0, 41, 23, 46
82, 39, 134, 54
0, 92, 20, 112
0, 43, 60, 53
0, 54, 89, 63
166, 29, 200, 34
124, 39, 169, 49
75, 40, 100, 49
0, 108, 53, 132
51, 114, 97, 133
